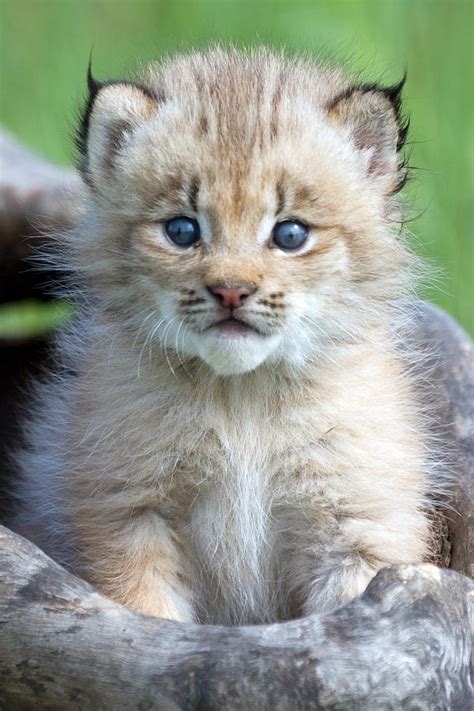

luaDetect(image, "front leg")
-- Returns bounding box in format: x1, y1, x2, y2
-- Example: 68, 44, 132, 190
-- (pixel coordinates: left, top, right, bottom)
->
75, 508, 196, 621
298, 512, 429, 615
302, 552, 379, 615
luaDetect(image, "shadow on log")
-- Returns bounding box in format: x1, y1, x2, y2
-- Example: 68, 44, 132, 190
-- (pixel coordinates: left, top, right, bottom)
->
0, 128, 473, 709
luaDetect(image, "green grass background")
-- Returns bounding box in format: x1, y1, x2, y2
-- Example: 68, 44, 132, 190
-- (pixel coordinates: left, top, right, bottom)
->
1, 0, 473, 335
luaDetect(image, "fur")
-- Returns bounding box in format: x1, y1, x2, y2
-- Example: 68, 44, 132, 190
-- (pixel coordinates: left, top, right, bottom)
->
10, 48, 445, 625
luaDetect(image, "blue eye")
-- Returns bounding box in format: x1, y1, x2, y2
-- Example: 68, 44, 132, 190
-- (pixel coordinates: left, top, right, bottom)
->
165, 217, 201, 248
272, 220, 308, 250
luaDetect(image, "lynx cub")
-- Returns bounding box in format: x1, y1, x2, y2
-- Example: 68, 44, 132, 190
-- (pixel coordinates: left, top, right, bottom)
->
13, 49, 438, 625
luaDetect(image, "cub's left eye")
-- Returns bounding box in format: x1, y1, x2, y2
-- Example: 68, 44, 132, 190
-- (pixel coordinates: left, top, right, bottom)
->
165, 217, 201, 248
272, 220, 309, 251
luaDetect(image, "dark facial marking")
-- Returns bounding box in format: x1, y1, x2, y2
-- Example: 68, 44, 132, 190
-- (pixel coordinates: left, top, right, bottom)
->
270, 70, 287, 140
275, 180, 286, 215
293, 183, 318, 209
153, 172, 187, 208
258, 299, 285, 309
188, 177, 200, 213
180, 297, 206, 307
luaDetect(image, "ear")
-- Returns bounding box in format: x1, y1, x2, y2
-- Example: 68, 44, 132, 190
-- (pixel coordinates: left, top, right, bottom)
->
328, 78, 409, 193
76, 64, 158, 188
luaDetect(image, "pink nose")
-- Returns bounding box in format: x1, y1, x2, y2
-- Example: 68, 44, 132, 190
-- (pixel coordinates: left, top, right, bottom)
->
207, 285, 255, 309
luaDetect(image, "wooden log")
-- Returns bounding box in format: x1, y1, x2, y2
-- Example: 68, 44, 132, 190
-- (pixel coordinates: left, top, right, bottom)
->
410, 302, 474, 577
0, 524, 472, 710
0, 129, 83, 306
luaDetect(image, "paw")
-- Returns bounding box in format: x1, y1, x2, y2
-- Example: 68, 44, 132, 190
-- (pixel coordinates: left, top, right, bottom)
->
137, 597, 195, 622
303, 557, 378, 615
124, 585, 196, 622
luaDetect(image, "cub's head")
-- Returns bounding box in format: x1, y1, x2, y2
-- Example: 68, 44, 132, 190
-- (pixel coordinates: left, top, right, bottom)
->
75, 49, 410, 376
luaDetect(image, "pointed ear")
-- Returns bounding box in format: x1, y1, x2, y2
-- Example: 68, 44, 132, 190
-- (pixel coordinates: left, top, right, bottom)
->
328, 79, 409, 193
76, 66, 158, 188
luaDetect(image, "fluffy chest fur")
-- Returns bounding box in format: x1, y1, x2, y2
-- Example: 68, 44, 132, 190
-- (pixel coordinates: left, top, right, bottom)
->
45, 327, 427, 625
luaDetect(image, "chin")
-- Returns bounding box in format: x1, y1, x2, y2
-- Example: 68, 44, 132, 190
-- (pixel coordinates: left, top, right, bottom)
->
194, 332, 281, 376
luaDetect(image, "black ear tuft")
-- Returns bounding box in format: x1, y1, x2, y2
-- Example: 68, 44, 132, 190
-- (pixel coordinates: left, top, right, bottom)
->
87, 56, 102, 103
75, 57, 104, 160
381, 74, 410, 190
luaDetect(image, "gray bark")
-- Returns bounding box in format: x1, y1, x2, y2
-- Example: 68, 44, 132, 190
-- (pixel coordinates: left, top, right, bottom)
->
0, 128, 82, 255
0, 128, 473, 709
409, 302, 474, 578
0, 525, 472, 710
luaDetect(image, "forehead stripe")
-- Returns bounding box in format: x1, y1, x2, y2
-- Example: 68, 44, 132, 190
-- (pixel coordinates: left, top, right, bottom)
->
188, 176, 200, 213
276, 179, 286, 215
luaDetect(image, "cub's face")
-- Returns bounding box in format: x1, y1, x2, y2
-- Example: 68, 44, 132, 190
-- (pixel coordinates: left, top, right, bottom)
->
77, 52, 408, 376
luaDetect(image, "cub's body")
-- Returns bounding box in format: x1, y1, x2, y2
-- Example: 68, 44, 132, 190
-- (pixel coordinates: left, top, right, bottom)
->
12, 49, 438, 624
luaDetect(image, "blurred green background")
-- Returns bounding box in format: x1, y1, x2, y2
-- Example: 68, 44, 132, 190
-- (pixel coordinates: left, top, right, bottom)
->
1, 0, 473, 335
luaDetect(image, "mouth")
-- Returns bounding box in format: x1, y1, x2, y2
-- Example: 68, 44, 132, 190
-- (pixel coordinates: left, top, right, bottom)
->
208, 316, 262, 337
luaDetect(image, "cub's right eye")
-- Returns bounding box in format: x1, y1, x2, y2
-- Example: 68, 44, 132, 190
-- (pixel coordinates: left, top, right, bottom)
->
165, 217, 201, 248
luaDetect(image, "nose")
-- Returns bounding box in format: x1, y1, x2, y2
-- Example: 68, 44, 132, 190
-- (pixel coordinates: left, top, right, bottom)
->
207, 284, 256, 310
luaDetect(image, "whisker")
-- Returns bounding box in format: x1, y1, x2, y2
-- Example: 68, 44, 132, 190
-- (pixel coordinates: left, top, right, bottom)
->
137, 316, 166, 378
174, 318, 187, 368
132, 310, 158, 353
160, 316, 180, 377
